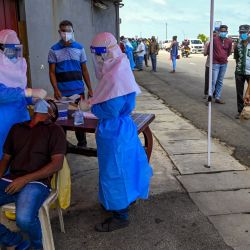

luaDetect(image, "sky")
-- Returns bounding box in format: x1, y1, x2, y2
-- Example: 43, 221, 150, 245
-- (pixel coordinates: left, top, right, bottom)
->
120, 0, 250, 41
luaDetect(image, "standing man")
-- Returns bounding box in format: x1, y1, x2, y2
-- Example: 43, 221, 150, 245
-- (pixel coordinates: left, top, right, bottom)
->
48, 20, 93, 147
170, 36, 179, 73
149, 36, 159, 72
203, 31, 218, 99
143, 39, 149, 67
210, 25, 232, 104
234, 25, 250, 119
135, 39, 145, 71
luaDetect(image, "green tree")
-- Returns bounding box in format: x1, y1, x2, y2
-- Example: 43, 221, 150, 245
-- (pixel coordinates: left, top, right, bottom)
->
197, 34, 209, 43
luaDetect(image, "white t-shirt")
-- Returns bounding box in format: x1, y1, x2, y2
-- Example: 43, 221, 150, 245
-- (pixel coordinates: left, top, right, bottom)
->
245, 43, 250, 75
136, 42, 145, 57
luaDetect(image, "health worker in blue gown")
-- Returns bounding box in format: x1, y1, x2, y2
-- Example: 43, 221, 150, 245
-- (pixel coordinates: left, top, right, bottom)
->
124, 39, 135, 70
89, 32, 153, 232
0, 29, 47, 158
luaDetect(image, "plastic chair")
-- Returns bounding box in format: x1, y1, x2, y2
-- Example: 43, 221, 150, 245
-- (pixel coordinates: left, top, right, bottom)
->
0, 172, 65, 250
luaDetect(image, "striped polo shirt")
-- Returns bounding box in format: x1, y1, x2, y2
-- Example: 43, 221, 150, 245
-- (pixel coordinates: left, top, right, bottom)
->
48, 41, 87, 96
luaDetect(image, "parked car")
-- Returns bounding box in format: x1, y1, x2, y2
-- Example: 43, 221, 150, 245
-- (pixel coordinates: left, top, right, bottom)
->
189, 39, 204, 54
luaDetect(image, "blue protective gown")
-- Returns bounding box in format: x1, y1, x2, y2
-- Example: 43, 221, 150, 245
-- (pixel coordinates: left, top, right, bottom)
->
0, 83, 31, 158
125, 45, 136, 70
91, 92, 153, 211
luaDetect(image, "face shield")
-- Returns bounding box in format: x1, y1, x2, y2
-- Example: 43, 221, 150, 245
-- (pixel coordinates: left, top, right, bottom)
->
0, 44, 23, 64
90, 46, 107, 80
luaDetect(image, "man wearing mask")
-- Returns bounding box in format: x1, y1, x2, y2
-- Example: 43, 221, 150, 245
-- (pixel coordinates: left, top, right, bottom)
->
0, 99, 66, 249
149, 36, 159, 72
209, 25, 232, 104
234, 25, 250, 119
48, 20, 93, 147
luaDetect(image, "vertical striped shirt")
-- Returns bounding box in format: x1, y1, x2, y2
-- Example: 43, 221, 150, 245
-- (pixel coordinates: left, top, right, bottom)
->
48, 41, 87, 96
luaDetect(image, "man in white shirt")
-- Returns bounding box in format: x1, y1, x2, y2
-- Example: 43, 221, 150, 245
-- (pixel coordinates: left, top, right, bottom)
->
135, 39, 145, 71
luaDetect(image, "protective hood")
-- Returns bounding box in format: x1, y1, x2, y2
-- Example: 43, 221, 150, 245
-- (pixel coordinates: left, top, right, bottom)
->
0, 50, 27, 89
89, 32, 140, 105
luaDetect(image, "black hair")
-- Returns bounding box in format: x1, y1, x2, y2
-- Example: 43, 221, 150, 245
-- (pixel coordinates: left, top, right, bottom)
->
0, 43, 4, 51
59, 20, 73, 29
220, 25, 228, 31
173, 36, 177, 41
47, 99, 59, 122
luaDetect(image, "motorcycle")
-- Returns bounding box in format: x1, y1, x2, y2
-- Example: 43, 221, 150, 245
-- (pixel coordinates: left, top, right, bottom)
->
181, 46, 190, 58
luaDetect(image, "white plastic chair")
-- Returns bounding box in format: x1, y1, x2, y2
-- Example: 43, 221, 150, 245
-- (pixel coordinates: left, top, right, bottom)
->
0, 172, 65, 250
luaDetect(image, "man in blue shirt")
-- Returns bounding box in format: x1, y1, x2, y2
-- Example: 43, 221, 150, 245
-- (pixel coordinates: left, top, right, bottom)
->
48, 20, 93, 147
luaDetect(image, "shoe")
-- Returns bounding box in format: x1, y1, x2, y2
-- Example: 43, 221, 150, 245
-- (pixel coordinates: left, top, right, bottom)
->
215, 99, 225, 104
203, 95, 208, 99
235, 113, 241, 119
77, 142, 87, 148
170, 70, 175, 73
95, 217, 129, 232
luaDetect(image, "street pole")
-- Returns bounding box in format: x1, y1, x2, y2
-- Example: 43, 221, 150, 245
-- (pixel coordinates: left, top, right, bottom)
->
166, 22, 168, 41
206, 0, 214, 168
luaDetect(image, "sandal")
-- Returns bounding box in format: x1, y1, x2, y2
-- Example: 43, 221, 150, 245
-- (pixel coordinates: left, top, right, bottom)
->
95, 217, 129, 232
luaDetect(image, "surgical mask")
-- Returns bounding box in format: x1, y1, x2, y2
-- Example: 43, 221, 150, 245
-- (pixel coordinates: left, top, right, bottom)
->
60, 32, 74, 42
240, 33, 248, 41
219, 32, 228, 39
34, 99, 49, 114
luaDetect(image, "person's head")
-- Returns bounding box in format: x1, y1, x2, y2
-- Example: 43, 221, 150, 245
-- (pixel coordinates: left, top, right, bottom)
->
120, 36, 125, 41
151, 36, 156, 42
219, 25, 228, 39
173, 36, 177, 41
239, 24, 250, 41
32, 99, 58, 124
90, 32, 121, 80
58, 20, 74, 44
0, 29, 23, 63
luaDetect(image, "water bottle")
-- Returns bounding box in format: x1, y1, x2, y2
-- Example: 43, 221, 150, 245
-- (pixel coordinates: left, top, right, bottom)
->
73, 110, 84, 126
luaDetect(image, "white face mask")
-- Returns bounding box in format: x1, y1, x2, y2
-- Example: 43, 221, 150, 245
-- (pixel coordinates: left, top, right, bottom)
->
93, 55, 104, 80
60, 32, 74, 42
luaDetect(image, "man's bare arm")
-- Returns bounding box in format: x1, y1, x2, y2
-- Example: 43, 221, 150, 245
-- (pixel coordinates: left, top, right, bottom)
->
5, 154, 64, 194
0, 154, 11, 178
49, 64, 62, 100
81, 64, 93, 97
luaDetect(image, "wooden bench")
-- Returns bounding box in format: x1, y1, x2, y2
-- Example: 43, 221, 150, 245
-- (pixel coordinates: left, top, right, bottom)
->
56, 112, 155, 161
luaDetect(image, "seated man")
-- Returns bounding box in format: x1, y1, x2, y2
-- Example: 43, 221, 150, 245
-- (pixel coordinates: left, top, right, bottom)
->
0, 99, 66, 250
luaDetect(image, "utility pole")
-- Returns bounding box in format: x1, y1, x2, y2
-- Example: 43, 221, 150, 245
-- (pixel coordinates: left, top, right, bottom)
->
165, 22, 168, 41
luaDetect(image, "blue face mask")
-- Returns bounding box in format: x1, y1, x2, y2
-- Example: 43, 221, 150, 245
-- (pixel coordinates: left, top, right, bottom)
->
240, 33, 248, 41
219, 32, 228, 39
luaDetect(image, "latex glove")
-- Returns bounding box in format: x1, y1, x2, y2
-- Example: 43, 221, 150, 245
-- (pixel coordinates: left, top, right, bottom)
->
79, 99, 91, 111
25, 88, 47, 99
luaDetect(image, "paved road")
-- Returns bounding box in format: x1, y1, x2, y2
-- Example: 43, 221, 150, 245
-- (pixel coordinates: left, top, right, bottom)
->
135, 51, 250, 166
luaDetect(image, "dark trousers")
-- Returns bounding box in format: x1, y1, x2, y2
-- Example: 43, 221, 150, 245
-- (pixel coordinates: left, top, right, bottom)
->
235, 74, 250, 113
150, 54, 157, 72
75, 130, 87, 146
144, 54, 148, 67
204, 66, 209, 95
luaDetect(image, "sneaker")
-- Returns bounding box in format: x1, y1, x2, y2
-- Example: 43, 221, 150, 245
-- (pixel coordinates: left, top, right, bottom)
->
215, 99, 225, 104
95, 217, 129, 232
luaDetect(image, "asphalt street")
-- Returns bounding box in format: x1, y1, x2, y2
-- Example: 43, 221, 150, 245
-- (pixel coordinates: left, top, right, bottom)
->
137, 51, 250, 167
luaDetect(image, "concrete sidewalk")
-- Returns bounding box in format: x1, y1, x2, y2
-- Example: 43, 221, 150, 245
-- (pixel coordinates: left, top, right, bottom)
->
51, 84, 236, 249
135, 70, 250, 250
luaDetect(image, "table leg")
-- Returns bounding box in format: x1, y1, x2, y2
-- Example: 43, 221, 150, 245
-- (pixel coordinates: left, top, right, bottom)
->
142, 127, 153, 162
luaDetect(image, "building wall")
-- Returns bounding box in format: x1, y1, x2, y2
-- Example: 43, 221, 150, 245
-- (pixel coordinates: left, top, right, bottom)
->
23, 0, 118, 93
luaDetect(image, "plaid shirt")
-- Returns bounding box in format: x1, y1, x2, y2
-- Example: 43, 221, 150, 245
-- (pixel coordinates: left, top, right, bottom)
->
234, 39, 250, 75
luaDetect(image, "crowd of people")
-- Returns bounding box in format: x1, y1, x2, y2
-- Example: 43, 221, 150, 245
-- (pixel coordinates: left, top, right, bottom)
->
203, 24, 250, 119
0, 21, 153, 249
120, 35, 180, 73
